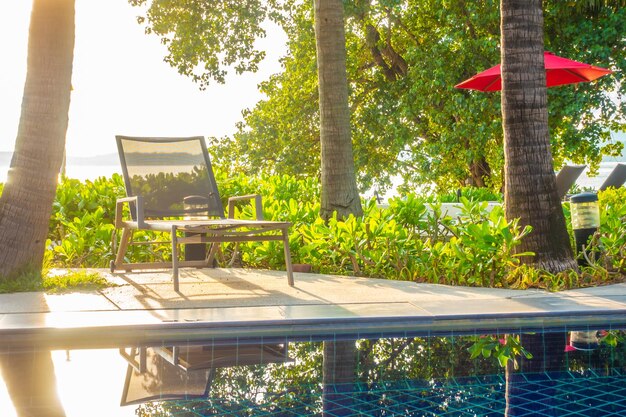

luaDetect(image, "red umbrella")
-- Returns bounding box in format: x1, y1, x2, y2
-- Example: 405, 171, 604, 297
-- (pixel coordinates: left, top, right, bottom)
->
455, 52, 612, 91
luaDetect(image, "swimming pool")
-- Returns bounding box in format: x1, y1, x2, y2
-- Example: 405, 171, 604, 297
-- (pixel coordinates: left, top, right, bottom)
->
2, 326, 625, 416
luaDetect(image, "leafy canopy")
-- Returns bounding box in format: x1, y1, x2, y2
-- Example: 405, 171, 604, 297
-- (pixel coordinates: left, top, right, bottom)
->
129, 0, 282, 88
221, 0, 625, 193
129, 0, 626, 193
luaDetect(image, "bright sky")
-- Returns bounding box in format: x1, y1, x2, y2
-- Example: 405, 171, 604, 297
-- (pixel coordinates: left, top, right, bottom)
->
0, 0, 285, 158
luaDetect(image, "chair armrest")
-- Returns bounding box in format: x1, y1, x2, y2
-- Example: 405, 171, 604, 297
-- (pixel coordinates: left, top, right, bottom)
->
228, 194, 264, 220
115, 195, 146, 228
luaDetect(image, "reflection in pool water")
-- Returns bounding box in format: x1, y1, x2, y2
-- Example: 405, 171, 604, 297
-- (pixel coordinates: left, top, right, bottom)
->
1, 329, 626, 416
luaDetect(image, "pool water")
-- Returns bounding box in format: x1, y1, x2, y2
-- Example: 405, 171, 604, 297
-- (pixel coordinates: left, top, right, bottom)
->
1, 328, 625, 416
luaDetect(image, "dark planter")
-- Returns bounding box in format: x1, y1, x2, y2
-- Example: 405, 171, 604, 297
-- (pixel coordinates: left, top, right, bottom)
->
292, 263, 312, 273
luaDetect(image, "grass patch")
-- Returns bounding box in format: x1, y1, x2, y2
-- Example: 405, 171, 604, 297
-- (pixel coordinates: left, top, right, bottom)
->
0, 268, 113, 294
0, 269, 44, 294
43, 270, 111, 293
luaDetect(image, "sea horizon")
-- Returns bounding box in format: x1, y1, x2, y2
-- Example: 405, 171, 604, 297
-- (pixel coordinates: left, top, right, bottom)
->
0, 160, 623, 194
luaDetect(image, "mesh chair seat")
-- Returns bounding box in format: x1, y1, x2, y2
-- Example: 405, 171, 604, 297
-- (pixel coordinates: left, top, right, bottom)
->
122, 218, 291, 232
111, 136, 294, 290
120, 342, 291, 406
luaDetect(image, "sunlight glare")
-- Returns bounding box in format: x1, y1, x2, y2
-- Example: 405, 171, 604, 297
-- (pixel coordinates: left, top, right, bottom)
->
2, 1, 286, 185
0, 1, 30, 153
51, 349, 137, 417
0, 372, 18, 417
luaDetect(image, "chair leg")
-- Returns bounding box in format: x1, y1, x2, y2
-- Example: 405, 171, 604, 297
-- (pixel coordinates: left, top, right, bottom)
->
206, 242, 221, 268
228, 243, 242, 267
113, 227, 132, 271
282, 231, 294, 286
171, 225, 180, 291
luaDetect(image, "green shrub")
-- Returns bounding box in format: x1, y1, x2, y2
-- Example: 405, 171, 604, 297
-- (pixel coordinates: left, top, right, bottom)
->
19, 174, 622, 290
239, 195, 532, 288
429, 186, 503, 203
587, 188, 626, 274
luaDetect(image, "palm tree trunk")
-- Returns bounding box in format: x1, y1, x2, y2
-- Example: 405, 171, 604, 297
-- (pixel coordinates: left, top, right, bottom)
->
0, 0, 75, 279
500, 0, 577, 273
322, 340, 357, 416
505, 332, 565, 416
314, 0, 363, 220
0, 349, 67, 416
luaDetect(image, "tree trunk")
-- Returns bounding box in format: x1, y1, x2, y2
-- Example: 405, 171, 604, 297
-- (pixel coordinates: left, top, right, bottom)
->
314, 0, 363, 220
0, 0, 75, 280
322, 340, 357, 416
500, 0, 577, 273
505, 332, 565, 416
0, 349, 67, 416
468, 156, 492, 188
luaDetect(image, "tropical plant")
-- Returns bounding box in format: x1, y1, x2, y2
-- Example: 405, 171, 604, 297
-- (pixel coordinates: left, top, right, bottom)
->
584, 187, 626, 274
30, 175, 624, 291
468, 334, 533, 368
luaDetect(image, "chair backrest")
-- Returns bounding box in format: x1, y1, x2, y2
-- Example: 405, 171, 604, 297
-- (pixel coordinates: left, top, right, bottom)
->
120, 347, 213, 406
599, 163, 626, 191
555, 164, 586, 199
116, 136, 225, 219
